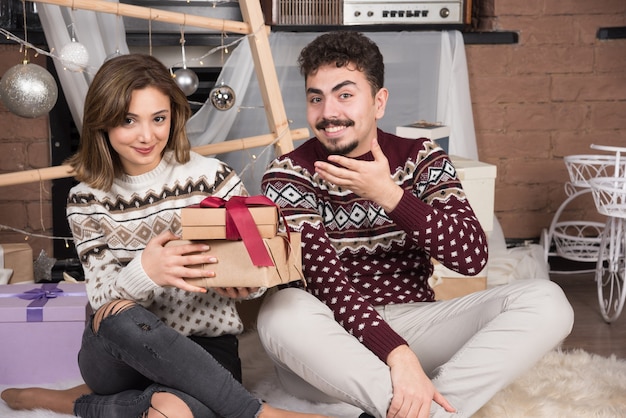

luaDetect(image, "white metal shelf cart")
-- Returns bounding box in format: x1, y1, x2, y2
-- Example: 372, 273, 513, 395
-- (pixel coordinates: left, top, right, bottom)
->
542, 144, 626, 323
588, 145, 626, 322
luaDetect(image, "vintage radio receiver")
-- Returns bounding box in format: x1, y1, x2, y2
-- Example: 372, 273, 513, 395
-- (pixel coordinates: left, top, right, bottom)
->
261, 0, 471, 26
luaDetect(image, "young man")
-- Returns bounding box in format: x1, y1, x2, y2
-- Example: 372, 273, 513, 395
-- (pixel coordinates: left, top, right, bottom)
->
257, 31, 574, 418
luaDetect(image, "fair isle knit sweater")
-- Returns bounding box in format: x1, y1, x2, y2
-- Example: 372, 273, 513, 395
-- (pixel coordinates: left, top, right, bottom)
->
262, 129, 488, 361
67, 151, 253, 337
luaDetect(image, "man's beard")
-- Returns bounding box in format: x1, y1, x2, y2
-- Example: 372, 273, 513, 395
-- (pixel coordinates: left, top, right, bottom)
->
316, 118, 358, 156
325, 139, 359, 156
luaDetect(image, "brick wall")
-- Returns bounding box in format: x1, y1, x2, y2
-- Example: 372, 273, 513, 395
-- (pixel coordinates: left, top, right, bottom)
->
1, 1, 626, 265
467, 0, 626, 239
0, 44, 54, 260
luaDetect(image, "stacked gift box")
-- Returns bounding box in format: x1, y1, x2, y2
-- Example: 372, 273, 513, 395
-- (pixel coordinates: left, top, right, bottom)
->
176, 196, 303, 288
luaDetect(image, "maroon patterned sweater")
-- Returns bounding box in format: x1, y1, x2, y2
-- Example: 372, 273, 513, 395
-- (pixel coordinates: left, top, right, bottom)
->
261, 129, 488, 362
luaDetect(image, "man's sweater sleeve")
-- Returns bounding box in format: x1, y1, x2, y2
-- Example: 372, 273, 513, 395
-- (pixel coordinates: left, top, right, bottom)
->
388, 152, 488, 277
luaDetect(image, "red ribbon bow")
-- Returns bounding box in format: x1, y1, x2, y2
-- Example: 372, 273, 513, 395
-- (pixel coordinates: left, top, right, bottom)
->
198, 196, 277, 267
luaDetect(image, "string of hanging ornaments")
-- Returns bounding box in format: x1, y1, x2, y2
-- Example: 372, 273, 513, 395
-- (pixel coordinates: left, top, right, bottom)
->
1, 0, 251, 119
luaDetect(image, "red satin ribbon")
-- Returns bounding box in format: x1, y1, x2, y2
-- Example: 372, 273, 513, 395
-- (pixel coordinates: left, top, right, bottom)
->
198, 196, 276, 266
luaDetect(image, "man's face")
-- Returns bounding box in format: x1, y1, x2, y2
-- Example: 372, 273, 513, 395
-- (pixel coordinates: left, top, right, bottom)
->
305, 63, 388, 158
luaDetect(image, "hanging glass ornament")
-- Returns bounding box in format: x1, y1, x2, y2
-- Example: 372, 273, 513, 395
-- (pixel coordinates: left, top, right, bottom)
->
105, 15, 124, 62
210, 82, 236, 111
59, 39, 89, 72
105, 49, 123, 62
0, 61, 58, 118
174, 67, 199, 96
173, 26, 198, 97
210, 31, 235, 111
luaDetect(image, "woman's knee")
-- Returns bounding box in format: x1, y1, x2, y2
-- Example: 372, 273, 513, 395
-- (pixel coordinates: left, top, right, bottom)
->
92, 300, 137, 334
146, 392, 193, 418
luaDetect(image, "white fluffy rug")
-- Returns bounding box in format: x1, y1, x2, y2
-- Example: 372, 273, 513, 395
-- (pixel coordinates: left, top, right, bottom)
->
2, 331, 626, 417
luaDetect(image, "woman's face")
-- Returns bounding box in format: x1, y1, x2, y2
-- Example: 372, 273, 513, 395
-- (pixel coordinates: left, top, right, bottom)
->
107, 86, 171, 176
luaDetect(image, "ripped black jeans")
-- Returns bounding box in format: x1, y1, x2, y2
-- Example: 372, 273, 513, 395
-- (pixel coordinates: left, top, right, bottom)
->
74, 303, 262, 417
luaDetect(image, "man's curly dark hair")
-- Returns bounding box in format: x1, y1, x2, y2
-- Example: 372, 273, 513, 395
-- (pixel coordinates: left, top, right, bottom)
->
297, 31, 385, 96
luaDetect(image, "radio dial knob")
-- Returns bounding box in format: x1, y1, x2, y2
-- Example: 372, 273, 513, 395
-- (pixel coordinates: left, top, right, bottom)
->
440, 8, 450, 18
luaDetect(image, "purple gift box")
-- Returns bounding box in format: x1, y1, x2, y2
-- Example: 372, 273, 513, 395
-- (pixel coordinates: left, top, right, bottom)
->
0, 282, 92, 385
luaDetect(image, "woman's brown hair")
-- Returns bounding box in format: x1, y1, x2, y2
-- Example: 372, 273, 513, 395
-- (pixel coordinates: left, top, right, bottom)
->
65, 54, 192, 191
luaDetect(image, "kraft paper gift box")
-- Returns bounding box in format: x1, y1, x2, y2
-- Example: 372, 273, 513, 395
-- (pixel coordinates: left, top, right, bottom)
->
430, 259, 487, 301
181, 202, 278, 240
167, 233, 303, 288
433, 276, 488, 301
0, 282, 91, 385
0, 243, 34, 284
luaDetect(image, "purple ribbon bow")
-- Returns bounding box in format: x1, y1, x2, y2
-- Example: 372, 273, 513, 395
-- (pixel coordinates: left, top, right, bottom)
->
17, 283, 64, 322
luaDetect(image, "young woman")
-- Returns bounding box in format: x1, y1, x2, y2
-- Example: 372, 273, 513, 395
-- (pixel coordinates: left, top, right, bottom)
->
1, 54, 326, 418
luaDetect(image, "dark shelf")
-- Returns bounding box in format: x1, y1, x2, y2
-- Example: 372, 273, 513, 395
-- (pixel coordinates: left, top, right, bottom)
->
597, 26, 626, 40
268, 23, 468, 33
0, 30, 47, 46
125, 32, 237, 47
268, 25, 519, 45
462, 31, 519, 45
2, 28, 520, 49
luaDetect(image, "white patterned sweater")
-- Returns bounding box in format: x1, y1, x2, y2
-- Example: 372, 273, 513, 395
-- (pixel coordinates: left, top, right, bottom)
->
67, 151, 257, 337
262, 130, 489, 361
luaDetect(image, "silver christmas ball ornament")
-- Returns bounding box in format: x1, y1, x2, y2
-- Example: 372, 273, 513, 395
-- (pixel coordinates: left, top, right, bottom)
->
173, 68, 199, 96
0, 62, 58, 118
60, 41, 89, 72
105, 49, 124, 62
210, 84, 236, 111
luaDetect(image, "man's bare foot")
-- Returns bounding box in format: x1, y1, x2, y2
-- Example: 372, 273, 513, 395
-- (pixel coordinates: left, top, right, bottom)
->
259, 403, 330, 418
1, 384, 91, 414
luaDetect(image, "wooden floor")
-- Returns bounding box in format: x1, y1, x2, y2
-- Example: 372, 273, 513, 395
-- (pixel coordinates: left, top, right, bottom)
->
551, 271, 626, 359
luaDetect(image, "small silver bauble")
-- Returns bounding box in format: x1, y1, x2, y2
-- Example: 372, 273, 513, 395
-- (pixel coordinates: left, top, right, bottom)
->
60, 41, 89, 72
0, 62, 58, 118
105, 49, 124, 62
173, 68, 199, 96
210, 84, 236, 111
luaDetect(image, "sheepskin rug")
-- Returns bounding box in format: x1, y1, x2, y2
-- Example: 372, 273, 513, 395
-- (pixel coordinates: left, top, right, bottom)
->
2, 330, 626, 417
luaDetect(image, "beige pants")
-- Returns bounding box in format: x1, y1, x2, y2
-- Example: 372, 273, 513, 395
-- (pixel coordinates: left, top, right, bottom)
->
257, 279, 574, 418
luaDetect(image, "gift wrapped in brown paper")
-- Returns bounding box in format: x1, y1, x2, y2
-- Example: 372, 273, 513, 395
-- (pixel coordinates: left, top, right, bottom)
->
430, 259, 487, 300
181, 196, 279, 240
0, 243, 34, 284
166, 233, 303, 288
